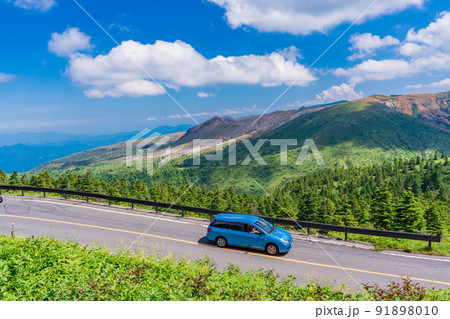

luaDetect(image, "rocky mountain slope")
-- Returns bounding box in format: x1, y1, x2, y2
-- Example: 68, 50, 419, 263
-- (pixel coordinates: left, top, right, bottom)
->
29, 91, 450, 193
364, 91, 450, 131
174, 107, 326, 145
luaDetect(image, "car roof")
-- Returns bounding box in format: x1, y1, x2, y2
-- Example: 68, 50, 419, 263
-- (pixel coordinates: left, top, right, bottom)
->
214, 213, 260, 223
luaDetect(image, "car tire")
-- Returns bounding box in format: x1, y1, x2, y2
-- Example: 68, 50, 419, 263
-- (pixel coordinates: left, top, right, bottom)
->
265, 243, 279, 255
0, 196, 3, 204
216, 236, 227, 248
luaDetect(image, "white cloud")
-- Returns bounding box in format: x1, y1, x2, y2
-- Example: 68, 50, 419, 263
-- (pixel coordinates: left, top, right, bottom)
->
0, 73, 16, 82
168, 105, 267, 119
168, 112, 215, 119
108, 23, 131, 33
242, 104, 264, 112
335, 59, 416, 83
10, 0, 56, 12
146, 117, 157, 121
84, 80, 165, 98
398, 42, 432, 57
197, 91, 217, 98
57, 39, 316, 98
48, 28, 92, 57
406, 78, 450, 89
405, 11, 450, 52
277, 46, 302, 61
348, 33, 399, 60
168, 108, 244, 119
207, 0, 423, 35
296, 83, 363, 107
336, 12, 450, 83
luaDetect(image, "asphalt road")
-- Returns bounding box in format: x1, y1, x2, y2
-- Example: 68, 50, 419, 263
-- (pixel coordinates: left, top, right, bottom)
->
1, 196, 449, 291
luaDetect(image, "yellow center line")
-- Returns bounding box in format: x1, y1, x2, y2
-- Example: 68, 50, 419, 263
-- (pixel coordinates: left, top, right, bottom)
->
1, 214, 449, 286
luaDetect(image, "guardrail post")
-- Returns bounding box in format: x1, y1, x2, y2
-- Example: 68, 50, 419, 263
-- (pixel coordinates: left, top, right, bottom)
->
307, 227, 310, 235
181, 210, 184, 217
43, 192, 46, 198
108, 200, 111, 206
21, 190, 24, 196
428, 235, 432, 249
345, 227, 348, 241
131, 202, 134, 209
86, 196, 89, 203
65, 193, 68, 200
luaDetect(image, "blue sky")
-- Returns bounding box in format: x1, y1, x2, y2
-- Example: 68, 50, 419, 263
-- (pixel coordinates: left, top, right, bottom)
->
0, 0, 449, 134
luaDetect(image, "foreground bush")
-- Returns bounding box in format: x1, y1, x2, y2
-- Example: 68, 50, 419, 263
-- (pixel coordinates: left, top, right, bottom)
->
0, 236, 448, 301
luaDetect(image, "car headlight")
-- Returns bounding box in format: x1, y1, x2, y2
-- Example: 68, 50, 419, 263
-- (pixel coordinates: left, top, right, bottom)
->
280, 238, 289, 244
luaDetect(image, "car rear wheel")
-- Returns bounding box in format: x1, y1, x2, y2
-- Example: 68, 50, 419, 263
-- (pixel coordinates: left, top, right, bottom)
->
216, 236, 227, 248
0, 196, 3, 204
265, 243, 279, 255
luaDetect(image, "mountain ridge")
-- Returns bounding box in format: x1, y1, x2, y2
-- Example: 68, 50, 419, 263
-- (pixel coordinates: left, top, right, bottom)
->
26, 91, 450, 193
363, 91, 450, 132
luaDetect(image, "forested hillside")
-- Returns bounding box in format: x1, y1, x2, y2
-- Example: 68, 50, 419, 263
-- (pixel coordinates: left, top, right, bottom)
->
30, 94, 450, 194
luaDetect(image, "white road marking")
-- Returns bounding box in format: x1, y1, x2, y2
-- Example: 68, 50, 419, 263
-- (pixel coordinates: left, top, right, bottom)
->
381, 251, 450, 263
10, 198, 208, 228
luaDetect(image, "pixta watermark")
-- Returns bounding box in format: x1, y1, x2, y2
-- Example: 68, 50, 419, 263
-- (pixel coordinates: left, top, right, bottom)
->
126, 129, 324, 175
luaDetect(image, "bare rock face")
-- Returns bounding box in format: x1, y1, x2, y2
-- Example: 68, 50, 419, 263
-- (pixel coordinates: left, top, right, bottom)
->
174, 107, 330, 145
363, 91, 450, 132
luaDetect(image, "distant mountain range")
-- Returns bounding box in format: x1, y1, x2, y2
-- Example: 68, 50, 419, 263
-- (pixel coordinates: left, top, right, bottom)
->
28, 91, 450, 193
298, 100, 348, 109
0, 124, 192, 173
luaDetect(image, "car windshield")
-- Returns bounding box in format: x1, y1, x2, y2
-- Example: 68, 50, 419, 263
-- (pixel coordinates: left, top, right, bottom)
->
255, 218, 275, 234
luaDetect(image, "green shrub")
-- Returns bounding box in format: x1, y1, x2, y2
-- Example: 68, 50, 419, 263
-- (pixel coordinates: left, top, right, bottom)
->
1, 236, 448, 301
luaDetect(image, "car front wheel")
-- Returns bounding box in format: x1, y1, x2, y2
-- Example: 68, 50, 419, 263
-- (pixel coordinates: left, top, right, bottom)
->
216, 236, 227, 248
265, 243, 279, 255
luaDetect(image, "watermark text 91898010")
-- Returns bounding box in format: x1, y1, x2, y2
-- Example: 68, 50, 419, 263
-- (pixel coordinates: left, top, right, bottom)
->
126, 129, 324, 175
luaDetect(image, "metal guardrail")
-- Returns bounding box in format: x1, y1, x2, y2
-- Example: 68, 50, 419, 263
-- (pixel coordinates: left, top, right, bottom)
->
0, 184, 442, 248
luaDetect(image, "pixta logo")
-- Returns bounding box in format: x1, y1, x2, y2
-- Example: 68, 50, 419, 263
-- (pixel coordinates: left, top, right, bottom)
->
126, 129, 324, 176
126, 129, 172, 175
192, 138, 324, 166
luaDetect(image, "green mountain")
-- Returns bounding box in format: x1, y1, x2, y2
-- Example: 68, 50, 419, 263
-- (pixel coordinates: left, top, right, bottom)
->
28, 92, 450, 194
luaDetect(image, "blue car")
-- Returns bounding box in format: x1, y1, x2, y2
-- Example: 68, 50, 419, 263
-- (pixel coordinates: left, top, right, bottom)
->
206, 213, 293, 255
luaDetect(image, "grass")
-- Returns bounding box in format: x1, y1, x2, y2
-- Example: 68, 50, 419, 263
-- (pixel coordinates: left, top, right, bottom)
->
319, 231, 450, 256
1, 235, 448, 301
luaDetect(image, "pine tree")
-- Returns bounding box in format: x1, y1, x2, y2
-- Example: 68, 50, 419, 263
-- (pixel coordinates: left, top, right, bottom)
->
297, 191, 320, 221
370, 186, 393, 230
9, 171, 19, 185
424, 202, 445, 234
0, 169, 7, 184
20, 174, 28, 185
436, 187, 448, 202
352, 197, 370, 225
334, 194, 357, 226
316, 197, 335, 224
392, 191, 425, 232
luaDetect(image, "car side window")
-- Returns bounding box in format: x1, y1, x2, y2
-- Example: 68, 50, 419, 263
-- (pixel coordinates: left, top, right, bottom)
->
228, 223, 244, 232
244, 224, 260, 234
213, 221, 228, 229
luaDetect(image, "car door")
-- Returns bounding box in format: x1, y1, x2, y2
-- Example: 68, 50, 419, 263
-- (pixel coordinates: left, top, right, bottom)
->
243, 224, 265, 249
226, 222, 246, 247
209, 220, 229, 241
